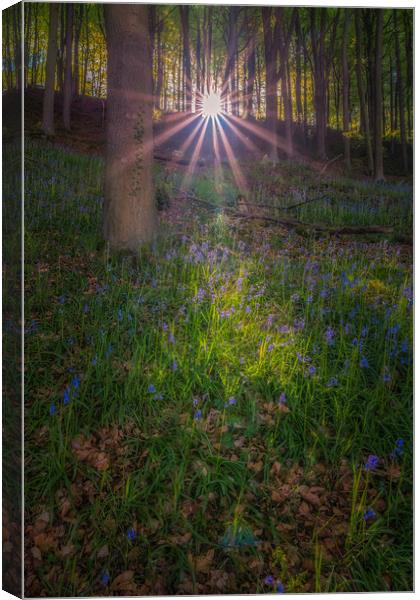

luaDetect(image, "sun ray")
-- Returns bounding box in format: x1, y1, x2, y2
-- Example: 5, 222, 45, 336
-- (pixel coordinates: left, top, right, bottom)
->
215, 115, 247, 193
181, 116, 210, 191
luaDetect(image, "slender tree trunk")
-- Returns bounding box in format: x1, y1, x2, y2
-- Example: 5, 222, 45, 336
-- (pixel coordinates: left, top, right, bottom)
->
42, 4, 59, 136
180, 6, 192, 112
63, 4, 74, 130
13, 5, 22, 90
73, 5, 82, 96
295, 12, 303, 124
354, 10, 373, 175
156, 21, 163, 110
276, 7, 293, 158
24, 4, 32, 88
262, 7, 279, 161
196, 14, 201, 106
403, 11, 412, 134
342, 9, 351, 170
31, 4, 39, 86
57, 5, 66, 92
82, 6, 89, 96
393, 10, 408, 173
310, 8, 327, 159
104, 4, 157, 250
373, 10, 384, 181
245, 22, 256, 118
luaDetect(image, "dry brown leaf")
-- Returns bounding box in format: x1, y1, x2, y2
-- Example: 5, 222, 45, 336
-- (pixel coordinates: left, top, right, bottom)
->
192, 549, 215, 574
111, 570, 136, 592
298, 501, 311, 517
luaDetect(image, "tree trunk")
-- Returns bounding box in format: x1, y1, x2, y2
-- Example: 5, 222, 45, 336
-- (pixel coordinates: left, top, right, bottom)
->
342, 9, 351, 170
24, 3, 32, 88
276, 7, 294, 158
63, 4, 73, 130
73, 5, 82, 96
295, 11, 303, 124
354, 10, 373, 175
393, 10, 408, 173
82, 6, 90, 96
104, 4, 157, 251
180, 6, 192, 112
373, 10, 384, 181
31, 4, 39, 85
310, 8, 327, 159
195, 14, 201, 105
262, 7, 278, 161
42, 4, 59, 136
13, 5, 22, 90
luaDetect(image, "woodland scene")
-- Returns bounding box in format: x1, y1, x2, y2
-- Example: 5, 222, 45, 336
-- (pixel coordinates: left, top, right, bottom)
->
2, 2, 413, 596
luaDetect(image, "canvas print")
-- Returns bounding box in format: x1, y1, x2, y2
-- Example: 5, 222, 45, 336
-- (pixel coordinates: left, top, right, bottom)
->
2, 2, 413, 596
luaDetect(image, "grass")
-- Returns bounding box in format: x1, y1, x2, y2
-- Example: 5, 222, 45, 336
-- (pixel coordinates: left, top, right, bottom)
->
22, 138, 412, 595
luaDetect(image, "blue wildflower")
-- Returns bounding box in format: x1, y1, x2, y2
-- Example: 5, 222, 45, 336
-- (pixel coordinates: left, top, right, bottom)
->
100, 572, 110, 585
117, 308, 123, 322
325, 326, 335, 345
278, 392, 286, 405
49, 404, 57, 416
92, 356, 97, 366
276, 581, 285, 593
228, 396, 237, 406
308, 365, 316, 377
363, 508, 376, 520
63, 387, 71, 406
194, 409, 202, 420
327, 377, 338, 387
148, 384, 156, 393
172, 360, 178, 372
264, 575, 274, 585
71, 375, 80, 389
364, 454, 379, 471
396, 438, 404, 447
127, 527, 137, 541
360, 356, 369, 369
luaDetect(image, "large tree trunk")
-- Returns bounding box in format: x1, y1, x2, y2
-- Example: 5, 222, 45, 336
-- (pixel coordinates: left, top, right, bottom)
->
63, 4, 74, 130
42, 4, 59, 136
354, 10, 373, 174
244, 19, 256, 118
180, 6, 192, 112
342, 9, 351, 170
262, 7, 278, 161
276, 7, 294, 158
310, 8, 327, 160
393, 10, 408, 173
373, 10, 384, 181
104, 4, 157, 251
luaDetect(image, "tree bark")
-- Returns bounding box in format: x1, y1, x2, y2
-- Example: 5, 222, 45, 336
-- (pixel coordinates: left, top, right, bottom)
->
310, 8, 328, 159
262, 7, 279, 161
42, 4, 59, 136
104, 4, 157, 251
373, 10, 384, 181
342, 9, 351, 170
354, 10, 373, 175
63, 4, 74, 130
393, 10, 408, 173
180, 6, 192, 112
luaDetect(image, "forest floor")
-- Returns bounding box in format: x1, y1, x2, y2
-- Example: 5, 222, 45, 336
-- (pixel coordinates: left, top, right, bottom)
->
14, 133, 413, 595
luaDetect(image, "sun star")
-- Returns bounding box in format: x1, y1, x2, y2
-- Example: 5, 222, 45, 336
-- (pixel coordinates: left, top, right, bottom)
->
201, 91, 222, 117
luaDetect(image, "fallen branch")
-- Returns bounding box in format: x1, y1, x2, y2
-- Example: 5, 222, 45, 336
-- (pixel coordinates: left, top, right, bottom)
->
231, 212, 394, 236
319, 153, 343, 175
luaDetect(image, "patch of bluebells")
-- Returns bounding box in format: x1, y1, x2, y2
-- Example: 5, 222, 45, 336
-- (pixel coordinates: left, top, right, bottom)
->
264, 576, 285, 593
